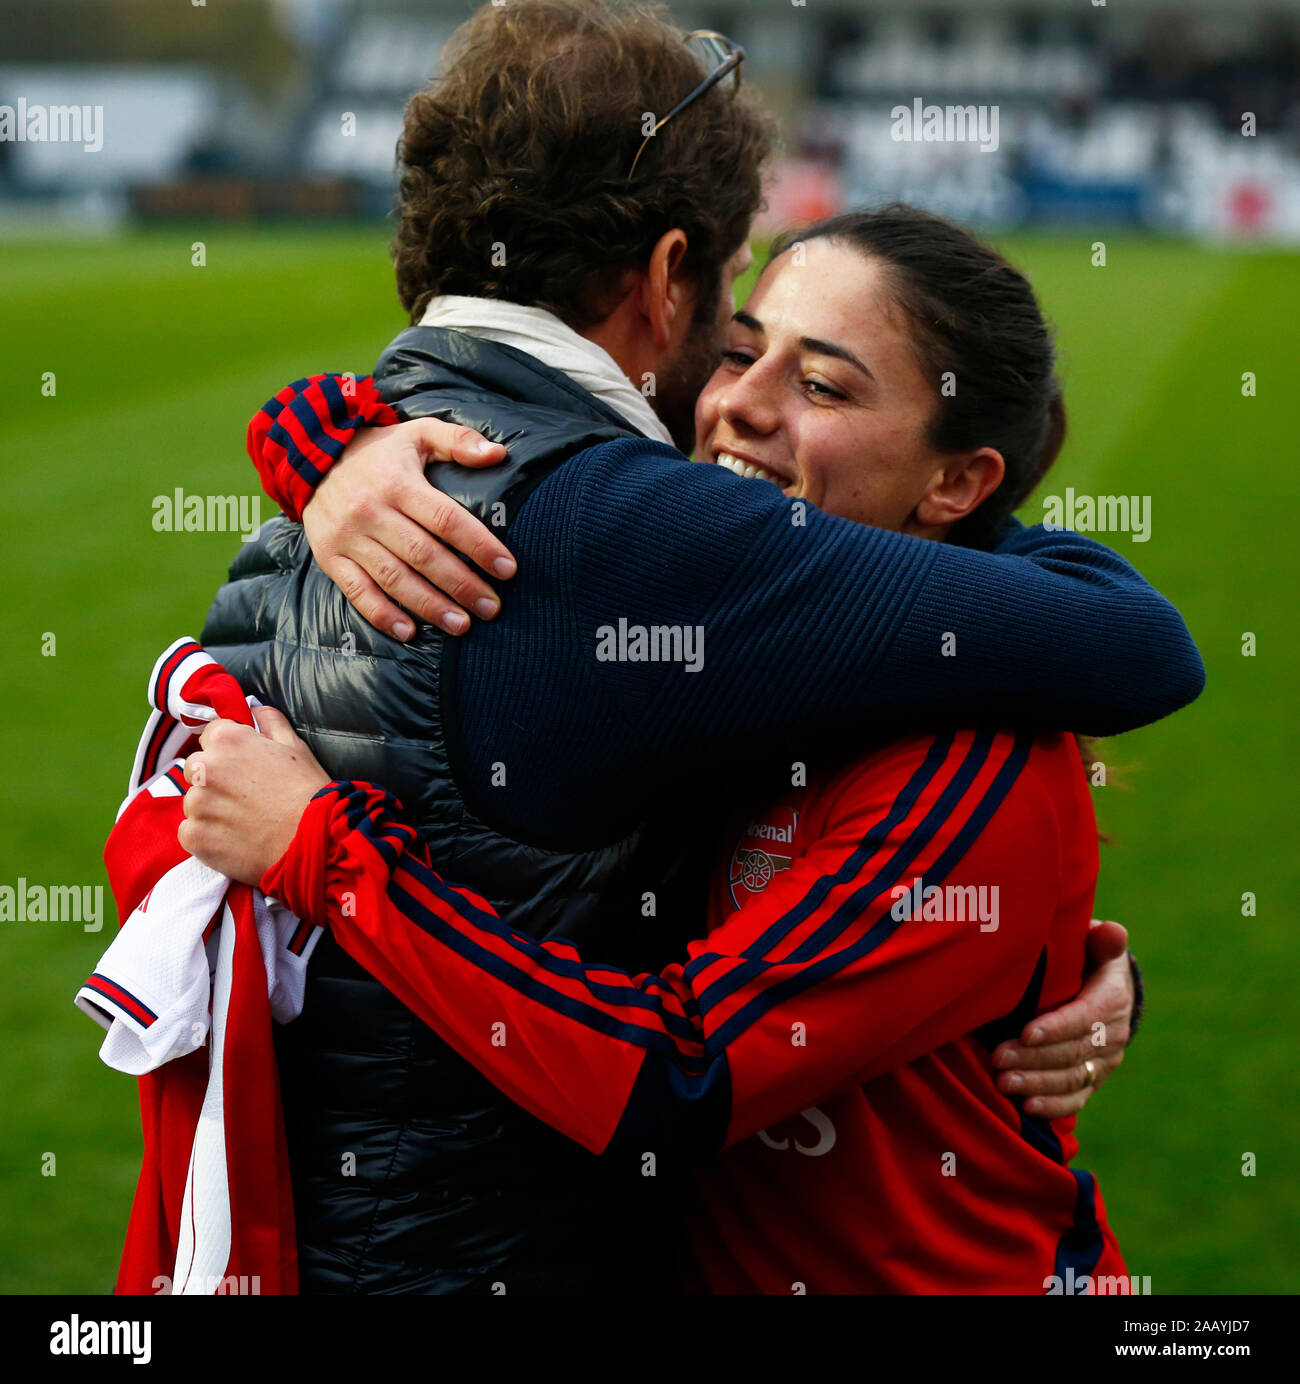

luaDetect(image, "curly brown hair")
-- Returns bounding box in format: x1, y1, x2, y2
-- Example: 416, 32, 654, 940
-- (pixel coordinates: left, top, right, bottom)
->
391, 0, 776, 330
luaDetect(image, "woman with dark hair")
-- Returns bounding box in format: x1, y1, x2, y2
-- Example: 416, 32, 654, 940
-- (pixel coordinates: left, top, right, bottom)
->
753, 208, 1068, 553
183, 207, 1160, 1293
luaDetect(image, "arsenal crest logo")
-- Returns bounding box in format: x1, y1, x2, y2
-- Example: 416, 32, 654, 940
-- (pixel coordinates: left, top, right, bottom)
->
728, 806, 798, 909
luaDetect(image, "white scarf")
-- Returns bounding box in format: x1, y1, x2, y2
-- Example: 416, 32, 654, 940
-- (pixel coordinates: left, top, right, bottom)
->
418, 295, 674, 446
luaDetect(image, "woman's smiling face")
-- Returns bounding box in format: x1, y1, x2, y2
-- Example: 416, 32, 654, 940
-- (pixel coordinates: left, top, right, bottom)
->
695, 237, 965, 534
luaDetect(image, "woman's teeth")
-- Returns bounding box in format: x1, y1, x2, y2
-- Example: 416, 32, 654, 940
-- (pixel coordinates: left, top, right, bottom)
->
715, 452, 779, 484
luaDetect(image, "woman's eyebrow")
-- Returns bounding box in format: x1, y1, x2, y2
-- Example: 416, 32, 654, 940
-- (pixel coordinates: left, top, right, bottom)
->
733, 311, 874, 381
800, 336, 874, 380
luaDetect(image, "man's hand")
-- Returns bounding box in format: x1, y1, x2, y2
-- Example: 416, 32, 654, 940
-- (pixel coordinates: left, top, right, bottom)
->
303, 418, 516, 643
178, 708, 331, 885
991, 919, 1134, 1120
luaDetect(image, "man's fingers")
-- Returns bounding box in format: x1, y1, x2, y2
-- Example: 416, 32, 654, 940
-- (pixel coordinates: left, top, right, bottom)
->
1022, 1091, 1091, 1120
326, 553, 417, 642
351, 536, 472, 637
1018, 999, 1094, 1048
996, 1058, 1099, 1097
1086, 918, 1129, 964
396, 483, 517, 582
994, 1033, 1096, 1072
1021, 970, 1129, 1047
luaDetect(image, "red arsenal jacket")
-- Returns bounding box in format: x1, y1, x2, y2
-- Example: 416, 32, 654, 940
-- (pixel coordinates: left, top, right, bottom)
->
262, 726, 1131, 1293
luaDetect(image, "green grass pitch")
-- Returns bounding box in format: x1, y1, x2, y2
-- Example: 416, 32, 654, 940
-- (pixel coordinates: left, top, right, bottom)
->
0, 226, 1294, 1294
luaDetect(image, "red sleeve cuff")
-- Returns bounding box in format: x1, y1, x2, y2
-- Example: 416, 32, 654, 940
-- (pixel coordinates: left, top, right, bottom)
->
247, 374, 401, 522
259, 780, 420, 926
259, 782, 348, 924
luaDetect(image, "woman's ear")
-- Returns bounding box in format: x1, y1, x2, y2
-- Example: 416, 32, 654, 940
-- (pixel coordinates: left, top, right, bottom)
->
914, 447, 1006, 529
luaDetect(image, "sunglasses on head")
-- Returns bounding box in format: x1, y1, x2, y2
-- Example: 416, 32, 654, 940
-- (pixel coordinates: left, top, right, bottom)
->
628, 30, 745, 180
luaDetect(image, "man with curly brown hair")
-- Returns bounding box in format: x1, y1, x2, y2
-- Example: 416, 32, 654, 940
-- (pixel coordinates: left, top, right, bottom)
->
384, 0, 771, 455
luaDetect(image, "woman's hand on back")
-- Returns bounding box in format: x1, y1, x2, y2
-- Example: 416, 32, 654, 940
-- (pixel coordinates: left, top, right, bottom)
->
301, 419, 516, 641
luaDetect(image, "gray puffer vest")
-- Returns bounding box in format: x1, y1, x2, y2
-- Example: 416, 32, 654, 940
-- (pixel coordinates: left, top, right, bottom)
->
202, 328, 688, 1293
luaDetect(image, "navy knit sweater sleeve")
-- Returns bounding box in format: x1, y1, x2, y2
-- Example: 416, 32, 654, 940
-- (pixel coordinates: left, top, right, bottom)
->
457, 438, 1204, 843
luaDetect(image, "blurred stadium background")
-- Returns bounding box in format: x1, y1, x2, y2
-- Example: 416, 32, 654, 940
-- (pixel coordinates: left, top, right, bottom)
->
0, 0, 1295, 1295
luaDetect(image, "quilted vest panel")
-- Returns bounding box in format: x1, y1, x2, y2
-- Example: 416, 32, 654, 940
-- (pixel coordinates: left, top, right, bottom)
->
202, 329, 687, 1293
